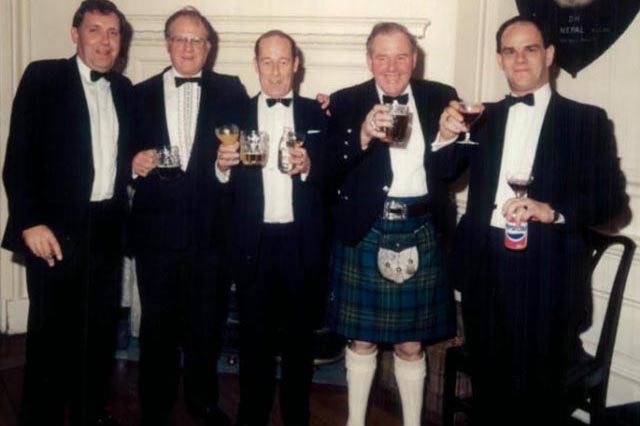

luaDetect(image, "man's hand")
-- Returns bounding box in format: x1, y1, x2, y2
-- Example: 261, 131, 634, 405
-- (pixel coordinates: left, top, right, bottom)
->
288, 146, 310, 176
22, 225, 62, 267
438, 100, 484, 141
132, 149, 157, 177
315, 93, 331, 116
360, 104, 392, 149
502, 197, 555, 225
217, 141, 240, 172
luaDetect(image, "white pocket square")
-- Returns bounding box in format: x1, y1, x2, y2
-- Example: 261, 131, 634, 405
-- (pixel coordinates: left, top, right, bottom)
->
307, 129, 321, 134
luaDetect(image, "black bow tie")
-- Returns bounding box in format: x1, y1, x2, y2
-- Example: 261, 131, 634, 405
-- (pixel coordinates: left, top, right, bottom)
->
382, 94, 409, 105
505, 93, 535, 107
90, 70, 112, 82
266, 98, 292, 107
175, 77, 202, 87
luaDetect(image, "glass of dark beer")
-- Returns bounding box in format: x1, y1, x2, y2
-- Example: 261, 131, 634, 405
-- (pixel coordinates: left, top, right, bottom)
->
240, 130, 269, 167
382, 102, 412, 147
156, 146, 182, 180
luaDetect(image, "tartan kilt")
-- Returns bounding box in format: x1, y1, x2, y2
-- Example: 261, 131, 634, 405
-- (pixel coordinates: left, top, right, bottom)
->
326, 215, 455, 344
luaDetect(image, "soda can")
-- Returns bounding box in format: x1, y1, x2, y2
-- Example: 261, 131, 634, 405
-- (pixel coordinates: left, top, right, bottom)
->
504, 221, 528, 250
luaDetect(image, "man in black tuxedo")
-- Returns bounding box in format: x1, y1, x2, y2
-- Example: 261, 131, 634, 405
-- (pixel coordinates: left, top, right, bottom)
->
437, 16, 626, 424
2, 1, 132, 425
216, 30, 328, 426
324, 22, 457, 426
129, 7, 247, 426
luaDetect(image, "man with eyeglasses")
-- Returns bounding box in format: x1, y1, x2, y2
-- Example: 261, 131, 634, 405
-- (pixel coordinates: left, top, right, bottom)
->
2, 1, 132, 425
129, 6, 248, 426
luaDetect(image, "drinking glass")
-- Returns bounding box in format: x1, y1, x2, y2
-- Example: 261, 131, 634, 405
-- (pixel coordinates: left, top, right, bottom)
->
382, 102, 412, 146
156, 146, 182, 180
278, 129, 306, 173
240, 130, 269, 167
215, 124, 240, 145
506, 171, 534, 198
456, 100, 483, 145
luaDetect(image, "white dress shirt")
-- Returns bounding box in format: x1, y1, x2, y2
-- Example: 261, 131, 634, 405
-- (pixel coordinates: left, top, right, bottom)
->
259, 91, 296, 223
77, 57, 119, 201
490, 83, 552, 228
163, 67, 202, 170
376, 85, 429, 197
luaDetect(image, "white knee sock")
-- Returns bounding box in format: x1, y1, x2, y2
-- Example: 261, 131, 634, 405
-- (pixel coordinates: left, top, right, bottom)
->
345, 346, 378, 426
394, 352, 426, 426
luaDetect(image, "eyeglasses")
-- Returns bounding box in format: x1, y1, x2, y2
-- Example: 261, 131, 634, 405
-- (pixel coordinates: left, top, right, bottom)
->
169, 36, 207, 49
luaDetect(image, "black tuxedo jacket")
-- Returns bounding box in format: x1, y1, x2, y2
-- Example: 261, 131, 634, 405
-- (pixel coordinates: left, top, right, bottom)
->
129, 68, 248, 252
227, 94, 328, 284
444, 92, 626, 312
2, 57, 133, 254
328, 79, 458, 245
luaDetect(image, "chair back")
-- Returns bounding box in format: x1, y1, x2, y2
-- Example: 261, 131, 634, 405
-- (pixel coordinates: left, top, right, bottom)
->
587, 229, 636, 398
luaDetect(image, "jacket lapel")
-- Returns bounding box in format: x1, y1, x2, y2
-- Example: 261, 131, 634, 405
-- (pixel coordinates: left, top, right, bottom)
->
68, 57, 95, 198
246, 96, 264, 215
146, 72, 171, 150
486, 101, 510, 207
109, 75, 128, 197
529, 93, 558, 200
291, 95, 305, 204
411, 80, 432, 166
186, 71, 210, 173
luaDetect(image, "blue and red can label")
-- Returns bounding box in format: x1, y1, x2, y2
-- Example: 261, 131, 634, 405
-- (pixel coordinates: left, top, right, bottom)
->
504, 221, 528, 250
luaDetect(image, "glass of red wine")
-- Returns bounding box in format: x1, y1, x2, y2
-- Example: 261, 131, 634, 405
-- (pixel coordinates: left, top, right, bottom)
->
506, 171, 534, 198
456, 100, 483, 145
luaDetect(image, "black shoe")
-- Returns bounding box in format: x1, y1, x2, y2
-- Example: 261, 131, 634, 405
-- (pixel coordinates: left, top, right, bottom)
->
189, 405, 231, 426
206, 408, 231, 426
94, 413, 121, 426
140, 411, 173, 426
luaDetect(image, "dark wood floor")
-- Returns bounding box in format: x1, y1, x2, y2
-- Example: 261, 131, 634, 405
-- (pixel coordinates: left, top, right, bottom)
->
0, 334, 405, 426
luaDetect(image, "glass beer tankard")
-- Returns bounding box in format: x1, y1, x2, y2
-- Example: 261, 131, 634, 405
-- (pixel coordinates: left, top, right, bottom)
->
240, 130, 269, 167
155, 145, 182, 180
382, 101, 412, 147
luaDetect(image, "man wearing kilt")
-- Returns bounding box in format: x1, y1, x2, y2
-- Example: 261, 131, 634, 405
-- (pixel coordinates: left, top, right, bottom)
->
326, 22, 458, 426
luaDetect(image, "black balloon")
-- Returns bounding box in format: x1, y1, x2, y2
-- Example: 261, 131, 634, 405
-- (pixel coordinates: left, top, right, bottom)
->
516, 0, 640, 77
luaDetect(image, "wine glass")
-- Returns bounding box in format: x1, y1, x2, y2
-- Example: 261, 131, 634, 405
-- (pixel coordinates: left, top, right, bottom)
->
456, 100, 483, 145
215, 124, 240, 145
506, 171, 534, 198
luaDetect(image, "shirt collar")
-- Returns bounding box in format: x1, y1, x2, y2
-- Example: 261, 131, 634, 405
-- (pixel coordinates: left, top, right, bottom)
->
375, 83, 412, 104
510, 83, 551, 109
260, 90, 294, 106
169, 67, 203, 79
76, 56, 110, 85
